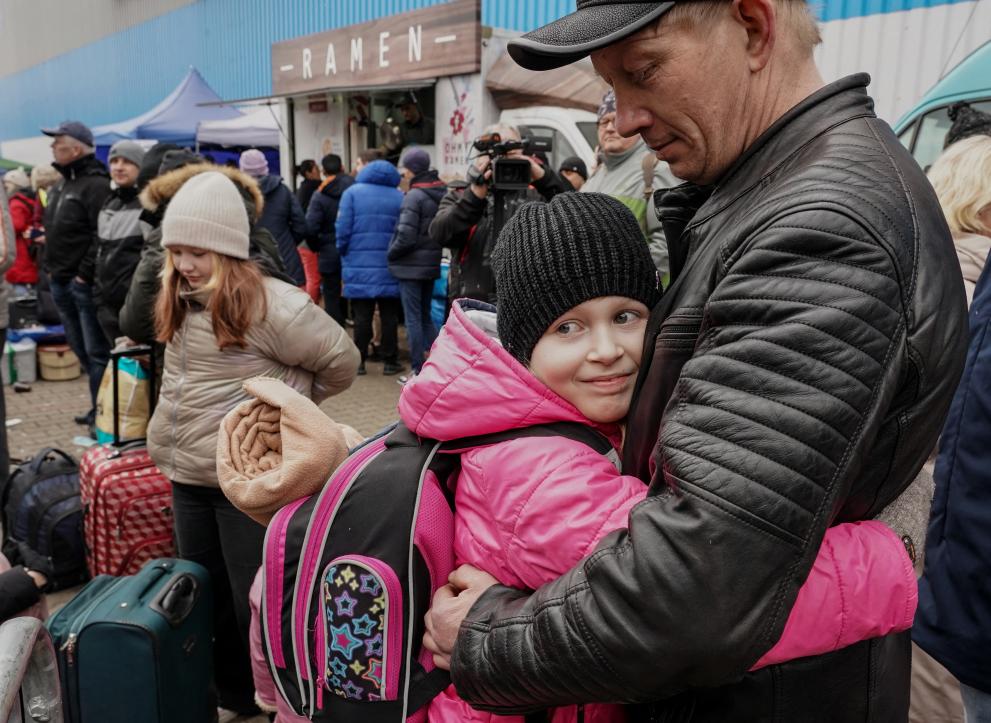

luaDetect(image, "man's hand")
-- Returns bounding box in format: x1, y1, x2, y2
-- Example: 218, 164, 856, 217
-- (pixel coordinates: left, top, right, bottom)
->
423, 565, 498, 670
527, 156, 546, 182
73, 275, 87, 285
469, 156, 492, 199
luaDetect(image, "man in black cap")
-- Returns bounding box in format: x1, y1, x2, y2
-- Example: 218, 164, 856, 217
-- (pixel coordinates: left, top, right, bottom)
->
557, 155, 588, 190
423, 1, 970, 721
41, 120, 112, 428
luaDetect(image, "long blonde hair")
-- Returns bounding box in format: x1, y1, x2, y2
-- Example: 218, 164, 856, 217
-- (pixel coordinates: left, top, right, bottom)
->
155, 250, 267, 350
928, 135, 991, 237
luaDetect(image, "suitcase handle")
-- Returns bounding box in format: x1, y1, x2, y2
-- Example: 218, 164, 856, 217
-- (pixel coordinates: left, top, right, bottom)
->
110, 344, 157, 447
150, 572, 200, 629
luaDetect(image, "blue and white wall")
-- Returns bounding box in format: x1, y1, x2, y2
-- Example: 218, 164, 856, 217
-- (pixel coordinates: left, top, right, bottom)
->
1, 0, 988, 164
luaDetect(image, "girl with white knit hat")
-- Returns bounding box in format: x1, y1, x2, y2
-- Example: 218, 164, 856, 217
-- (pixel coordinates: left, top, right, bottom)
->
147, 171, 360, 722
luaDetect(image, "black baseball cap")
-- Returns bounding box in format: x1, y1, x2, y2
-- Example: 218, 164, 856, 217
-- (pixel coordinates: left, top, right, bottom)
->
508, 1, 675, 71
559, 156, 589, 180
40, 120, 95, 147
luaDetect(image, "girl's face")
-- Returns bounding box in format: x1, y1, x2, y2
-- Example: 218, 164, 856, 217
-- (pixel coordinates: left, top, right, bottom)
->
529, 296, 649, 424
169, 245, 215, 289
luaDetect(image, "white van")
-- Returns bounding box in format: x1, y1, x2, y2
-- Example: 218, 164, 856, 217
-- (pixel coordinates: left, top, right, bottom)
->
499, 106, 598, 172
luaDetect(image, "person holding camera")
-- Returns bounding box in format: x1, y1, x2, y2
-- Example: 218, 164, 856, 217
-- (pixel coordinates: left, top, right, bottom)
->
428, 124, 567, 305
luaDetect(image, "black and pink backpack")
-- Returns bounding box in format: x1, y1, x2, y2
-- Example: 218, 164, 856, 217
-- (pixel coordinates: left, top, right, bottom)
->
261, 420, 612, 722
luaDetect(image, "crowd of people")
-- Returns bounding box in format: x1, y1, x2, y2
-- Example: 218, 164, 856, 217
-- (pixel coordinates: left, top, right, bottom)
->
2, 0, 991, 720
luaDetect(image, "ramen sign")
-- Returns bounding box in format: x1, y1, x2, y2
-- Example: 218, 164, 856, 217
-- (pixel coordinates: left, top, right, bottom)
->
271, 0, 481, 95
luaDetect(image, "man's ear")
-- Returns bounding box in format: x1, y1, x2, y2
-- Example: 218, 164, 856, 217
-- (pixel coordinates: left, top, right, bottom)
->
731, 0, 776, 73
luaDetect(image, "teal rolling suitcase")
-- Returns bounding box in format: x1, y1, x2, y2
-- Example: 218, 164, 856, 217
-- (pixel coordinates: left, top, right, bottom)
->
46, 558, 212, 723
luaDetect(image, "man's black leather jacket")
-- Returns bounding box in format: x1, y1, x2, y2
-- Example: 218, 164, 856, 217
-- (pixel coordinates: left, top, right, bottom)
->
450, 75, 969, 722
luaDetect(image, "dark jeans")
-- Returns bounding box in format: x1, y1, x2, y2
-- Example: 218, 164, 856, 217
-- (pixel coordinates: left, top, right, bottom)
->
351, 297, 400, 364
172, 482, 266, 715
49, 278, 111, 410
398, 280, 438, 374
321, 272, 345, 328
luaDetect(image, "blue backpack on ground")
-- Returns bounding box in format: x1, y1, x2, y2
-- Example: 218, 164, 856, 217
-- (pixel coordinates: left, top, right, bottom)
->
0, 447, 88, 590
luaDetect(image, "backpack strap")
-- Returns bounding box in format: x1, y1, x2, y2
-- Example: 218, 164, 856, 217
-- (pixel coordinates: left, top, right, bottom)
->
29, 448, 77, 475
441, 421, 613, 456
407, 667, 453, 714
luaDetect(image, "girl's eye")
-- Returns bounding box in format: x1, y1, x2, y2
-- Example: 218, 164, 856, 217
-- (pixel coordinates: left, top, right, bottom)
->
615, 310, 642, 325
556, 321, 579, 336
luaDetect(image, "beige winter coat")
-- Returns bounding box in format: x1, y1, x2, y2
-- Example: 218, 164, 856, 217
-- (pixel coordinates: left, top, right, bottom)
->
953, 231, 991, 306
148, 276, 359, 486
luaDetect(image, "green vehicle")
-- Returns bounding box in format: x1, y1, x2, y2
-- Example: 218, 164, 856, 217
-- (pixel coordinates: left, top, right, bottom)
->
894, 40, 991, 170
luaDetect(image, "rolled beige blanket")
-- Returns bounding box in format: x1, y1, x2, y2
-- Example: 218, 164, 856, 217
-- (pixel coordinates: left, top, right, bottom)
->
217, 376, 364, 525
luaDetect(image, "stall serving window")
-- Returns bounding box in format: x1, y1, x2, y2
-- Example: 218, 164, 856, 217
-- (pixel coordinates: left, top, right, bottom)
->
348, 86, 436, 165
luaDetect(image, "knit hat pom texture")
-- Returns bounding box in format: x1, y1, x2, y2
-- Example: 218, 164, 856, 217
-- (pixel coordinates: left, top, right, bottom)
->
494, 192, 660, 363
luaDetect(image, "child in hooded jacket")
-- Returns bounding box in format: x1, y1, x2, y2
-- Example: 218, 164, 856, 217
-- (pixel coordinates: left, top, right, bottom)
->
398, 193, 919, 723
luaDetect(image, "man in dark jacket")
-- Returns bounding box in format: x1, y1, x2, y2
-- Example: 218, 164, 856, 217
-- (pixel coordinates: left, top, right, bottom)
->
915, 255, 991, 721
239, 149, 306, 286
388, 147, 446, 375
423, 1, 970, 721
41, 120, 112, 426
305, 153, 355, 327
94, 140, 146, 343
428, 124, 567, 304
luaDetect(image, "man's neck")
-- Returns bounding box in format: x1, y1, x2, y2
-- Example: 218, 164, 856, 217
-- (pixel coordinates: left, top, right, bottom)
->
745, 60, 825, 155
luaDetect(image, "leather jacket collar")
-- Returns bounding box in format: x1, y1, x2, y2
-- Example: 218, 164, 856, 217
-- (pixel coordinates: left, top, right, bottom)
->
693, 73, 875, 229
657, 74, 875, 284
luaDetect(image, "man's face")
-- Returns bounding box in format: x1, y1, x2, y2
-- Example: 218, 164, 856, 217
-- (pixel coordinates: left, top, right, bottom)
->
596, 112, 639, 156
110, 157, 140, 188
591, 11, 753, 184
51, 136, 82, 166
400, 103, 421, 125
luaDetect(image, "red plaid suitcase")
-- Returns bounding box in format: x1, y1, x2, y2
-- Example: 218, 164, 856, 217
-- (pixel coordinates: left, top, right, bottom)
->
80, 346, 174, 577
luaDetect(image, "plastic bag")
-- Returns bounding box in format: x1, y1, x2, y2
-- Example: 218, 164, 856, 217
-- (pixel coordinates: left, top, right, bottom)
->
94, 357, 150, 443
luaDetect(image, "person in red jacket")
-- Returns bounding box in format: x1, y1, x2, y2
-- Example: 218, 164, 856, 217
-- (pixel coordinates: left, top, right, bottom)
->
2, 168, 40, 293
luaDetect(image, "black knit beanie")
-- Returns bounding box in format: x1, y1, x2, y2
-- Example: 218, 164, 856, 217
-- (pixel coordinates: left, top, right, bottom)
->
945, 101, 991, 148
494, 192, 661, 364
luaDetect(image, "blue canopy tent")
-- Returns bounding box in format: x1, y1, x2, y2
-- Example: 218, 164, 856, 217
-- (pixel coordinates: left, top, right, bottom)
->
92, 67, 241, 156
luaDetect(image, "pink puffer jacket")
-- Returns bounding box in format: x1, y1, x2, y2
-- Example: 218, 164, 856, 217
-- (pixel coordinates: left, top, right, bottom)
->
398, 302, 917, 723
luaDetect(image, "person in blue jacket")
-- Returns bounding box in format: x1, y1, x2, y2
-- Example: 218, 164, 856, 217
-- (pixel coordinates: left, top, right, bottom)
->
915, 254, 991, 722
240, 149, 306, 287
305, 153, 355, 327
387, 148, 446, 376
336, 157, 403, 376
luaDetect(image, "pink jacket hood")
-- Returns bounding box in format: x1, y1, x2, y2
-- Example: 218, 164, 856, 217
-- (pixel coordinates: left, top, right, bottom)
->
399, 300, 622, 446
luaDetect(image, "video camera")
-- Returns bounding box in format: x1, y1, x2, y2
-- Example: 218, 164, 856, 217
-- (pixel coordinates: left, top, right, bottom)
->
471, 132, 553, 191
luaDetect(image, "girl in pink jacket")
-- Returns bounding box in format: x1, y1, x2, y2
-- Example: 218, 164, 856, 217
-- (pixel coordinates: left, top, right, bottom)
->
397, 193, 917, 723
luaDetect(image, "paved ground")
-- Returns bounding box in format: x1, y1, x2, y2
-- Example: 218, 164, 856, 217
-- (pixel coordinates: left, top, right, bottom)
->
6, 357, 403, 464
5, 337, 406, 619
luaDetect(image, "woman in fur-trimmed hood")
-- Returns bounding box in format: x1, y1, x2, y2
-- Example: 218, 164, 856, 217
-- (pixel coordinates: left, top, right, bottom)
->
118, 162, 292, 345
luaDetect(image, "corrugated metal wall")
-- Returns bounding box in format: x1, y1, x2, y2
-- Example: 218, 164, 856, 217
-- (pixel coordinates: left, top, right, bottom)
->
816, 0, 991, 121
0, 0, 988, 142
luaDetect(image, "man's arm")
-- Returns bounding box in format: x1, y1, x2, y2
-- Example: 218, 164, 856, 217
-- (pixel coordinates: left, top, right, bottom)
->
388, 194, 421, 262
428, 187, 485, 252
77, 180, 112, 283
448, 211, 907, 710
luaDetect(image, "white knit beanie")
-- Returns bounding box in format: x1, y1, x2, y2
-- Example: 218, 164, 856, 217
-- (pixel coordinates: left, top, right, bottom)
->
162, 171, 250, 259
